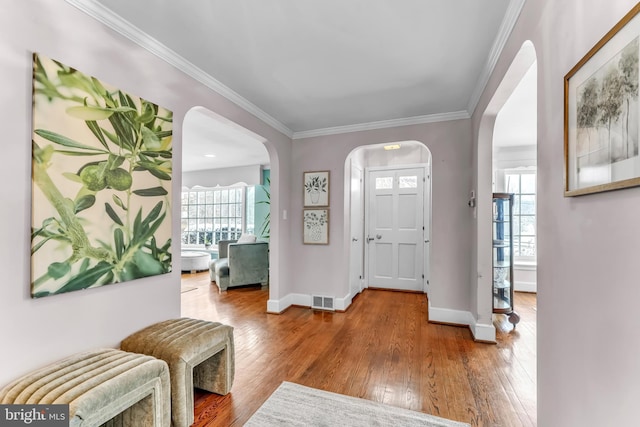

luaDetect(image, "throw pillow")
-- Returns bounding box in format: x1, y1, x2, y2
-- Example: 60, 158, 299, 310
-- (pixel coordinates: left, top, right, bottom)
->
237, 233, 257, 244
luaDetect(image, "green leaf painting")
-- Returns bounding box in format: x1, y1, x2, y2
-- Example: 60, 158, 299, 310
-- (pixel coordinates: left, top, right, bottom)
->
30, 53, 173, 298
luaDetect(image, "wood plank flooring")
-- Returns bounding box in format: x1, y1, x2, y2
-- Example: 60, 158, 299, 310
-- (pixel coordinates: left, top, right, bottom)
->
181, 273, 536, 426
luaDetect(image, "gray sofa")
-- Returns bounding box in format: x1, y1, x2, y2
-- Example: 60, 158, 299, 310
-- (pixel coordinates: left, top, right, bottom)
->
210, 239, 269, 292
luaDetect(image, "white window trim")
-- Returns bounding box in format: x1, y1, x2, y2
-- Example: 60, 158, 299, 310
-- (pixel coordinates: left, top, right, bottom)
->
181, 185, 247, 246
503, 168, 537, 264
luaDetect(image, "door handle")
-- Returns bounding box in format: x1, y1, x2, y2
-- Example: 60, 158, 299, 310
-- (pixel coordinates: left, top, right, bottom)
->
376, 234, 382, 239
352, 237, 358, 242
367, 236, 375, 242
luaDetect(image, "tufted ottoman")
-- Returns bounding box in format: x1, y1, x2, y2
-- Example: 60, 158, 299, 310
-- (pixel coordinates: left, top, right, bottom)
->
0, 348, 170, 427
120, 318, 234, 427
180, 251, 211, 273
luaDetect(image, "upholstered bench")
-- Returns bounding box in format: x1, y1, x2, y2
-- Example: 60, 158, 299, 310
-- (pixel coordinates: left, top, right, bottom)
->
120, 318, 235, 427
0, 348, 170, 427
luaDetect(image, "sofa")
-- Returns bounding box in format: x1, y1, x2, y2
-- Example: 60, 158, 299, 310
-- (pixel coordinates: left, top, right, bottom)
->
210, 234, 269, 292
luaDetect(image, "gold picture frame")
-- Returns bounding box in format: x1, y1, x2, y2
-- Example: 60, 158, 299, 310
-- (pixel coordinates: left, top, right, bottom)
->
564, 4, 640, 196
303, 209, 329, 245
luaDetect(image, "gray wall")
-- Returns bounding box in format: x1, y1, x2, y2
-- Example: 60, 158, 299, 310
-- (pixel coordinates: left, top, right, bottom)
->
474, 0, 640, 424
0, 0, 292, 386
292, 120, 473, 311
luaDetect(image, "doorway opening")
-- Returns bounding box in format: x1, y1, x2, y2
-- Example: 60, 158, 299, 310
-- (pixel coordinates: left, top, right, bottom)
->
476, 40, 537, 340
180, 106, 274, 305
344, 141, 432, 302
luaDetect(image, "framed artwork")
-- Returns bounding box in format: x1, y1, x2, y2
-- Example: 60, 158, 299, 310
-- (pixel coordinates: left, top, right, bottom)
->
303, 171, 329, 207
303, 209, 329, 245
565, 4, 640, 196
30, 53, 173, 298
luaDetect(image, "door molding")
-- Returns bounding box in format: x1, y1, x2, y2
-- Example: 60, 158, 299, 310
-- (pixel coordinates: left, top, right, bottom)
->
364, 163, 430, 292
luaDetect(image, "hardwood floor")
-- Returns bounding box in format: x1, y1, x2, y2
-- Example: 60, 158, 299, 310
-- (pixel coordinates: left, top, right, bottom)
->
181, 272, 537, 426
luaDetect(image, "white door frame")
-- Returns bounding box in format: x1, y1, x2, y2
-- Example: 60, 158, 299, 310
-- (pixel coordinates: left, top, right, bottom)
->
349, 165, 365, 296
364, 163, 430, 293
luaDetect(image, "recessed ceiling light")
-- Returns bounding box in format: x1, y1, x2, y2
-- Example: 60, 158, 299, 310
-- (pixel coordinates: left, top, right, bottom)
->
204, 154, 216, 158
383, 144, 401, 150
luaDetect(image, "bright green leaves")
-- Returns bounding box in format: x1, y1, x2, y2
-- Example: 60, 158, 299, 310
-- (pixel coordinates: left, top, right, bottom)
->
133, 187, 168, 197
30, 54, 173, 296
74, 195, 96, 213
105, 203, 124, 226
66, 105, 115, 121
35, 129, 108, 153
47, 262, 70, 279
32, 142, 55, 164
56, 261, 114, 295
114, 228, 125, 259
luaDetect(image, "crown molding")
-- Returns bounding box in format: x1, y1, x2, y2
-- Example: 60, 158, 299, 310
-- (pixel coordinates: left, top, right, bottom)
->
292, 110, 470, 140
66, 0, 515, 143
65, 0, 294, 139
466, 0, 526, 115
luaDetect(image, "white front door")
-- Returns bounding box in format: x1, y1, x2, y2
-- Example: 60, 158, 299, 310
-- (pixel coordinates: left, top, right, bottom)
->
349, 166, 364, 296
366, 167, 425, 291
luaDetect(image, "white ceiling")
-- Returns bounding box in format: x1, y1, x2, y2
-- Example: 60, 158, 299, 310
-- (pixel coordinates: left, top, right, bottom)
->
69, 0, 527, 171
182, 107, 270, 172
494, 62, 537, 149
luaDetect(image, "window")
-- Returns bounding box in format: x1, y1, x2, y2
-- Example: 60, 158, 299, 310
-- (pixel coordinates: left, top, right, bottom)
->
399, 175, 418, 188
505, 170, 536, 260
181, 186, 253, 246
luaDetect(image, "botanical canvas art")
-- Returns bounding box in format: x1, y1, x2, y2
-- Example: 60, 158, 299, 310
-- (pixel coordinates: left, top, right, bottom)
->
565, 5, 640, 195
31, 53, 173, 298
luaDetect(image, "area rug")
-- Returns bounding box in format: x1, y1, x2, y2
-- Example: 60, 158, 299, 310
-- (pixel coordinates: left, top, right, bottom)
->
245, 382, 470, 426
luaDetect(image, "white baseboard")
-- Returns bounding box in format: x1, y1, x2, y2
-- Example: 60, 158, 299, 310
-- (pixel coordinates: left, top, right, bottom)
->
267, 292, 353, 313
266, 293, 299, 313
429, 304, 496, 343
471, 322, 497, 342
514, 281, 536, 293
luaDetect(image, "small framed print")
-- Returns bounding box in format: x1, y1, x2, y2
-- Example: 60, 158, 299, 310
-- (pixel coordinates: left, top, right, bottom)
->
303, 171, 329, 207
303, 209, 329, 245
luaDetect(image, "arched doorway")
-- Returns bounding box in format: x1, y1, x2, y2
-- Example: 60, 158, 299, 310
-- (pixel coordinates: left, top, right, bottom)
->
181, 106, 276, 304
344, 141, 432, 305
475, 40, 537, 342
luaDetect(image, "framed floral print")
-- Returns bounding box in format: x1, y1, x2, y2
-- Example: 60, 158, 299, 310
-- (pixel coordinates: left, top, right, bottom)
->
303, 171, 329, 207
303, 209, 329, 245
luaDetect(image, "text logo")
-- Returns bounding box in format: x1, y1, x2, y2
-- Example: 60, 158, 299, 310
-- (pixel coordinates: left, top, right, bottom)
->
0, 405, 68, 426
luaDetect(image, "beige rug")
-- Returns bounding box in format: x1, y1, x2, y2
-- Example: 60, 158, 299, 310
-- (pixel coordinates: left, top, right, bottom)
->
245, 381, 470, 426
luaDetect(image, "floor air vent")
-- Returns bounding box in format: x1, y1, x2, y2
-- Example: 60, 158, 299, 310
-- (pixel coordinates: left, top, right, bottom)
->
312, 295, 335, 311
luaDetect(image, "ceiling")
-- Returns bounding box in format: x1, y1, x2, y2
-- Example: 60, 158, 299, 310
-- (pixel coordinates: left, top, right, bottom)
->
182, 107, 270, 172
69, 0, 527, 171
494, 62, 537, 149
